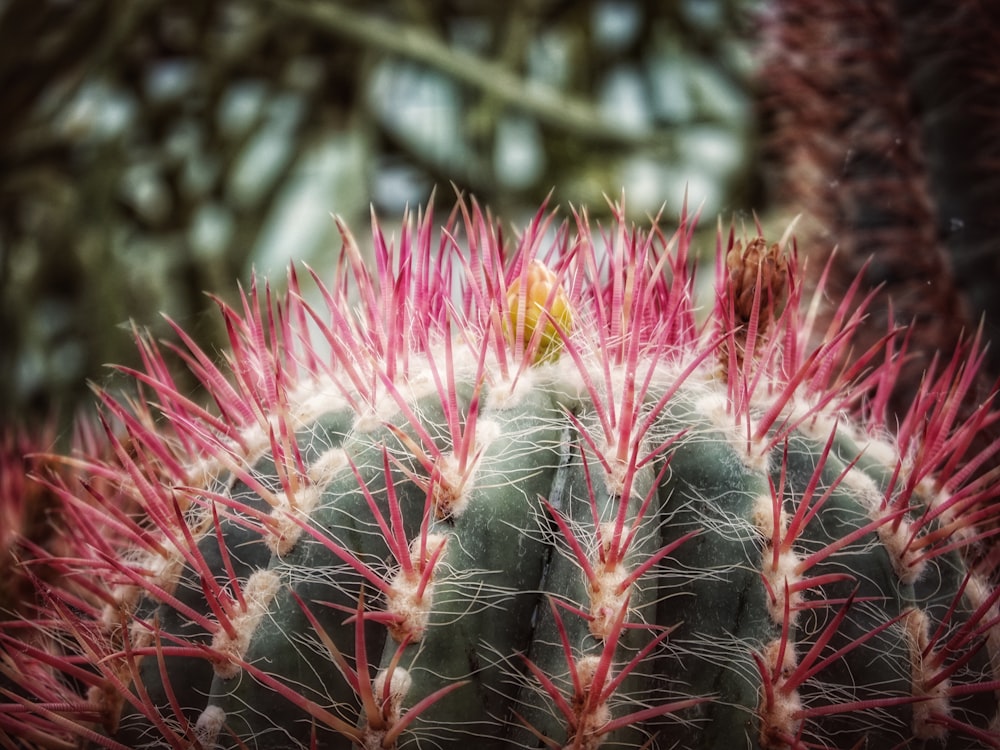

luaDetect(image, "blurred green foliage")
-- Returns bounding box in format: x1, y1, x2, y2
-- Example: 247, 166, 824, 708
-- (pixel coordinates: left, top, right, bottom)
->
0, 0, 757, 429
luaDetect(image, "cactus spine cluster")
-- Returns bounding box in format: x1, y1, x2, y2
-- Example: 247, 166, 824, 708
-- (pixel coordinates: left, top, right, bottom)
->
2, 198, 1000, 749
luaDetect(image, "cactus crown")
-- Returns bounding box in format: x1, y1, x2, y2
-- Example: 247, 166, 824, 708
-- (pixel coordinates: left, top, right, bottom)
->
2, 196, 1000, 749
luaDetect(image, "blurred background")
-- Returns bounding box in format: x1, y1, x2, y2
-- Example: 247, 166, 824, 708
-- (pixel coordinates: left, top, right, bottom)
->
0, 0, 781, 432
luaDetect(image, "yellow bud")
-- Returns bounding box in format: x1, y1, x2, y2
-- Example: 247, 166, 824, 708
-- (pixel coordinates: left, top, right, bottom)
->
505, 260, 572, 364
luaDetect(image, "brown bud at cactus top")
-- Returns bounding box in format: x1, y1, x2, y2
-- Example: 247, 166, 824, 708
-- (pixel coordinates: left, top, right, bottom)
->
726, 237, 790, 330
721, 236, 792, 377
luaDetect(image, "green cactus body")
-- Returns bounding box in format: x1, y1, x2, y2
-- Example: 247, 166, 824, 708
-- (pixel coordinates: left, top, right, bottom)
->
2, 200, 999, 749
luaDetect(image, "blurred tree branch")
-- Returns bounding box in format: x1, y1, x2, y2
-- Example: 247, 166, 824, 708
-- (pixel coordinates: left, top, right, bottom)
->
263, 0, 679, 149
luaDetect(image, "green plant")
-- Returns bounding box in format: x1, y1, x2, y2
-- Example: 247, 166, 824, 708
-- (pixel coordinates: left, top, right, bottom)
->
2, 198, 999, 749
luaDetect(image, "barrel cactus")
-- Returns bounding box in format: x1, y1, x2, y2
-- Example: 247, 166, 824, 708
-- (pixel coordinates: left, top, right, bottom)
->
2, 198, 999, 749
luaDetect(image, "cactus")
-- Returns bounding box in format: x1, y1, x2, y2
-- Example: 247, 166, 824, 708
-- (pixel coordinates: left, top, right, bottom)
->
2, 198, 1000, 750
